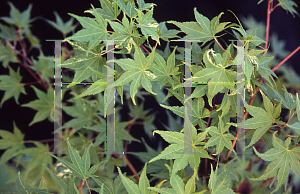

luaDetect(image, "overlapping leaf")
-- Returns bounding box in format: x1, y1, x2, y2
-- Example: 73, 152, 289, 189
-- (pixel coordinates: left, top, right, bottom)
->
251, 132, 300, 194
66, 5, 109, 53
62, 41, 106, 86
241, 90, 278, 148
0, 42, 18, 68
116, 163, 152, 194
204, 116, 236, 155
149, 119, 211, 174
0, 122, 25, 166
114, 43, 157, 105
116, 0, 137, 18
21, 86, 54, 126
29, 52, 54, 84
150, 46, 180, 89
160, 97, 210, 127
0, 66, 26, 107
187, 46, 236, 107
208, 164, 236, 194
85, 0, 121, 21
90, 174, 128, 194
46, 137, 104, 180
135, 8, 160, 44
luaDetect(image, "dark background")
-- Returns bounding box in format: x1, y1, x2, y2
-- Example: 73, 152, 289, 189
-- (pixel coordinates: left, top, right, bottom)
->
0, 0, 300, 188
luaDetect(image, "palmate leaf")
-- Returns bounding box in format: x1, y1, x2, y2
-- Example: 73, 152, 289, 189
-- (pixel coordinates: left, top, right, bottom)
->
187, 46, 236, 107
204, 116, 236, 155
29, 52, 54, 84
278, 0, 299, 17
168, 9, 232, 45
0, 23, 17, 41
21, 86, 54, 126
91, 174, 128, 194
160, 97, 210, 127
114, 43, 157, 105
0, 122, 25, 166
66, 5, 109, 54
62, 41, 106, 86
116, 0, 137, 18
115, 163, 153, 194
0, 2, 37, 29
85, 0, 121, 21
117, 166, 140, 194
46, 137, 104, 180
251, 132, 300, 194
0, 66, 26, 107
242, 90, 278, 149
0, 42, 18, 67
208, 164, 236, 194
45, 11, 77, 35
135, 8, 160, 44
150, 46, 180, 89
149, 119, 211, 174
107, 14, 140, 53
16, 142, 52, 181
15, 171, 50, 194
55, 97, 98, 134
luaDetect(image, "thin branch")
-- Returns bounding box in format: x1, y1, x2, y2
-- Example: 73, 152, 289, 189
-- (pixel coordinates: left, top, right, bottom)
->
271, 46, 300, 72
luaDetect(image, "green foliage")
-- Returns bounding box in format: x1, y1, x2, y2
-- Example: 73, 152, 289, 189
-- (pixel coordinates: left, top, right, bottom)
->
0, 66, 26, 107
1, 0, 300, 193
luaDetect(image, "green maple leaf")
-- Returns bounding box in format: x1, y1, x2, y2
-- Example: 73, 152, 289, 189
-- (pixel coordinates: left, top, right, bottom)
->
29, 51, 54, 84
0, 23, 17, 41
90, 173, 128, 194
251, 132, 300, 194
157, 22, 181, 42
16, 142, 52, 181
168, 9, 233, 45
46, 137, 104, 180
115, 0, 137, 18
242, 90, 280, 149
85, 0, 121, 21
150, 46, 180, 89
88, 114, 140, 154
45, 11, 78, 35
107, 14, 139, 53
135, 8, 160, 44
114, 43, 157, 105
0, 122, 25, 166
160, 97, 210, 127
186, 46, 235, 107
0, 41, 18, 68
0, 66, 26, 107
148, 169, 200, 194
137, 0, 156, 11
208, 164, 236, 194
62, 41, 106, 87
66, 5, 109, 54
204, 116, 236, 155
278, 0, 299, 17
127, 138, 167, 182
116, 163, 152, 194
287, 93, 300, 134
21, 86, 54, 126
0, 2, 37, 29
149, 119, 211, 174
15, 171, 50, 194
55, 97, 98, 134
